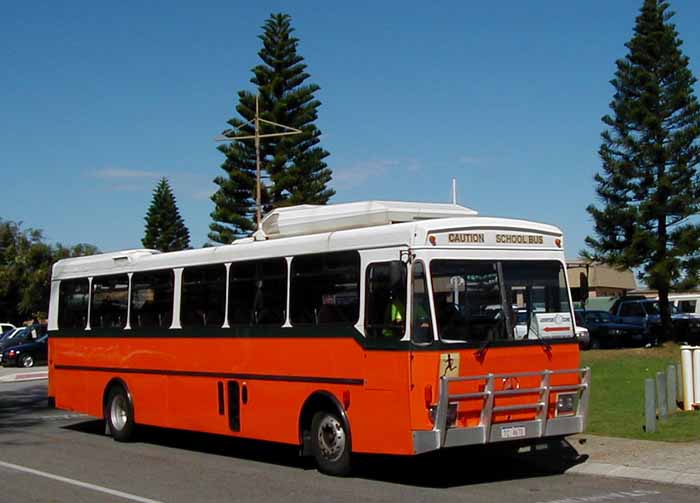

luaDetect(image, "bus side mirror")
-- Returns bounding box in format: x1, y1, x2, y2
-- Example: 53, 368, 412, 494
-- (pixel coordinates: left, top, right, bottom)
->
399, 250, 413, 264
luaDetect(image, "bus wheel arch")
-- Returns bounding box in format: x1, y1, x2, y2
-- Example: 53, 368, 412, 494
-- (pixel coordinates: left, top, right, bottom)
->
103, 378, 135, 442
299, 391, 352, 476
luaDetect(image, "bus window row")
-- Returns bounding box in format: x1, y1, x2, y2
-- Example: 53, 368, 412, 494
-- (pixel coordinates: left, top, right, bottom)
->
56, 252, 414, 339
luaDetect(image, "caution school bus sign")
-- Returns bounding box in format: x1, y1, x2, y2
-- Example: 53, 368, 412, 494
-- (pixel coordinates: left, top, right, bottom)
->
430, 230, 561, 248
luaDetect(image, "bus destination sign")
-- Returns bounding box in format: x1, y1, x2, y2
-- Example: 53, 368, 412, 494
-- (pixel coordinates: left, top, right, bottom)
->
432, 231, 560, 248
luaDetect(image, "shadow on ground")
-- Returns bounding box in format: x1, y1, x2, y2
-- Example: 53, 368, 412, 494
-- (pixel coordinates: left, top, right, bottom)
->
0, 383, 48, 431
64, 420, 588, 488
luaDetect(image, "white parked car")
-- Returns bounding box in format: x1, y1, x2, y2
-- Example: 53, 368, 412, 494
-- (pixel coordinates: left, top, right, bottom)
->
1, 322, 16, 335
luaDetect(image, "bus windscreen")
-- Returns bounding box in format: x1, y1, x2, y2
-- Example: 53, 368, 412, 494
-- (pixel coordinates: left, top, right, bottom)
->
430, 260, 573, 343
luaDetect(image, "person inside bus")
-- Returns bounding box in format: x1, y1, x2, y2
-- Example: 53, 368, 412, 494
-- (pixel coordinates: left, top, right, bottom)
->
383, 296, 405, 337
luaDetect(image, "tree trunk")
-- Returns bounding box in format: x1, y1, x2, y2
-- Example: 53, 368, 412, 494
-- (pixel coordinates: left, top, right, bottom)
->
658, 285, 673, 342
658, 210, 672, 342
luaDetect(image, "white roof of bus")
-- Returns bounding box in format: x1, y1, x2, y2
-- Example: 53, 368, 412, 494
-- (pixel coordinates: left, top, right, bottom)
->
52, 202, 562, 280
261, 200, 478, 237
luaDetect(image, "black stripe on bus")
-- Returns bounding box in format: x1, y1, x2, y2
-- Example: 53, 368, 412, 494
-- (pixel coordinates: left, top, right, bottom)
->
48, 327, 579, 351
50, 326, 361, 339
53, 364, 365, 386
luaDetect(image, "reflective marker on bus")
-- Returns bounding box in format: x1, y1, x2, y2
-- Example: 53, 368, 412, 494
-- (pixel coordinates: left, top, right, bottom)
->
47, 200, 590, 476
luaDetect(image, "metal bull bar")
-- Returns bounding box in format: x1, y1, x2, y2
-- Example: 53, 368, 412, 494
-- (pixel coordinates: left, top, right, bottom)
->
413, 368, 591, 454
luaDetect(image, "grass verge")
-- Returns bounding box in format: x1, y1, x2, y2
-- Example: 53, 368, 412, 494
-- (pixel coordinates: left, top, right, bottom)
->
581, 343, 700, 442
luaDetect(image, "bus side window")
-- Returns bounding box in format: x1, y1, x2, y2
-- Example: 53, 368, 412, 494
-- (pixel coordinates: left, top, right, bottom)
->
365, 261, 407, 339
131, 270, 174, 329
411, 262, 433, 344
290, 251, 360, 326
58, 278, 90, 330
229, 258, 287, 326
90, 275, 129, 329
181, 264, 226, 328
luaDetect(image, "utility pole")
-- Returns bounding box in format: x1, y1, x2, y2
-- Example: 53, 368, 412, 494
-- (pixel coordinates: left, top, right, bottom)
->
255, 95, 262, 228
215, 94, 302, 237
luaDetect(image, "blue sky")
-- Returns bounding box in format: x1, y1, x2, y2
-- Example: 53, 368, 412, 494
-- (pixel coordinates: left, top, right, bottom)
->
2, 1, 700, 257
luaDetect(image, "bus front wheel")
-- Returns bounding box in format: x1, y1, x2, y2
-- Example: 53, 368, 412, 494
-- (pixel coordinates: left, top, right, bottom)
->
311, 410, 351, 476
105, 385, 135, 442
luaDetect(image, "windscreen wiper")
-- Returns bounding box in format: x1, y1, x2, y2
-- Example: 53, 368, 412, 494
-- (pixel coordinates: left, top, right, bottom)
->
528, 319, 552, 355
474, 338, 491, 362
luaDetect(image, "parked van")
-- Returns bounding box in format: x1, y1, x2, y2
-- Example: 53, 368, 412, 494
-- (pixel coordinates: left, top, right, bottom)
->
669, 294, 700, 317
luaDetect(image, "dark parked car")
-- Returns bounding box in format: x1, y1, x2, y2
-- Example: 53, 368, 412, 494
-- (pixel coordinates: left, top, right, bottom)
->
610, 297, 700, 343
0, 324, 47, 352
1, 334, 48, 367
0, 326, 32, 352
574, 309, 648, 349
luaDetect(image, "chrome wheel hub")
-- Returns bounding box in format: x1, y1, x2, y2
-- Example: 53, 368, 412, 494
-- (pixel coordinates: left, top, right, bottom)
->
110, 395, 128, 431
317, 415, 346, 462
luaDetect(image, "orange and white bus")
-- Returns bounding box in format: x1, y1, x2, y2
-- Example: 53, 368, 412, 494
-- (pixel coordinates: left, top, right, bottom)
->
48, 201, 590, 475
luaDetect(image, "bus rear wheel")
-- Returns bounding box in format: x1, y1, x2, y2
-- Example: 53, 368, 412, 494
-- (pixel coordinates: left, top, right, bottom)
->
105, 385, 135, 442
310, 410, 351, 476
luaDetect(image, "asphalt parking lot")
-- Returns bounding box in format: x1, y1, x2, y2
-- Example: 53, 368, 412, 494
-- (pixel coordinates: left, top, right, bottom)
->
1, 379, 698, 503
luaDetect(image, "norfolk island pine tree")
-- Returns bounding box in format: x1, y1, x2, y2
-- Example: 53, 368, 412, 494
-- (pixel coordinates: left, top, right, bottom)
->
142, 177, 191, 252
209, 13, 333, 244
585, 0, 700, 340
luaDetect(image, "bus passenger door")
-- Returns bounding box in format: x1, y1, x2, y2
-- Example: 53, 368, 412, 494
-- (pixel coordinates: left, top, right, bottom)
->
363, 260, 410, 390
408, 260, 440, 433
359, 260, 413, 453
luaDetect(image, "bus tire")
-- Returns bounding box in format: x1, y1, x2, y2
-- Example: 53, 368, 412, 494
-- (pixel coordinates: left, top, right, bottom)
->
105, 385, 135, 442
311, 410, 352, 476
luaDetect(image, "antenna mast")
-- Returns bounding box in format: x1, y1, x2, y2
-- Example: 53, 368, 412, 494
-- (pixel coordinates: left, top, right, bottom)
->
215, 94, 302, 238
451, 177, 457, 205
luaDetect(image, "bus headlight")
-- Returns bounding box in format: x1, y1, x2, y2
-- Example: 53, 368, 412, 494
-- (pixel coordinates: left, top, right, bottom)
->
556, 392, 578, 416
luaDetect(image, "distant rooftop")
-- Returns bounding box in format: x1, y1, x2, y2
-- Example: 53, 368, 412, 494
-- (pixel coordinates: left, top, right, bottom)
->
567, 258, 637, 290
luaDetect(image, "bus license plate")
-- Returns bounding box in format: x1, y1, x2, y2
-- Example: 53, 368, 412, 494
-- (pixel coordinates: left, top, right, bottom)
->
501, 426, 526, 439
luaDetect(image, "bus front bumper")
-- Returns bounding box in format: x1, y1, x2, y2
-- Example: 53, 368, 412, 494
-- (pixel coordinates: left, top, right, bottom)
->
412, 367, 591, 454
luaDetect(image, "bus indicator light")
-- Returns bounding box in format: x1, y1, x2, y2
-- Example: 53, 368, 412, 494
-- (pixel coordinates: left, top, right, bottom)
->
556, 392, 577, 416
429, 235, 437, 246
555, 238, 562, 248
424, 384, 433, 407
342, 390, 351, 409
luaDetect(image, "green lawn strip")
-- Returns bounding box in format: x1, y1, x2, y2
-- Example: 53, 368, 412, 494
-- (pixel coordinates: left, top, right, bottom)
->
581, 344, 700, 442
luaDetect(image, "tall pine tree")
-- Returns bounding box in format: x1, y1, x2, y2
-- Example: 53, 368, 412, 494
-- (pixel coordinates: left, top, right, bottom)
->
585, 0, 700, 339
209, 13, 333, 244
142, 178, 191, 252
